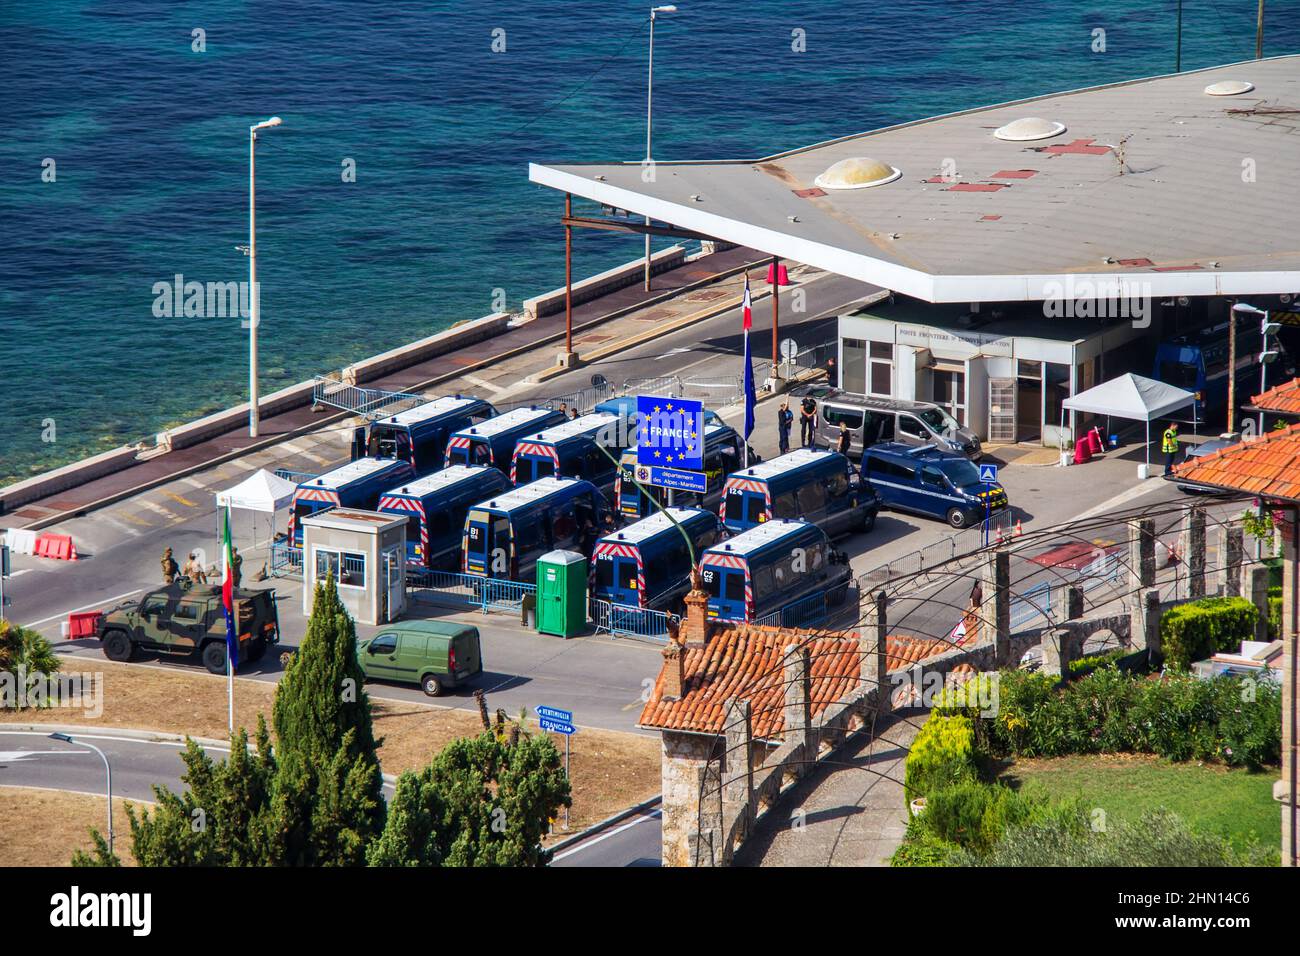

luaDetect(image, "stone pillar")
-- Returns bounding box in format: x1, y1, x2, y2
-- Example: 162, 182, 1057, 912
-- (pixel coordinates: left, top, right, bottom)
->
982, 549, 1011, 665
860, 591, 890, 714
661, 636, 685, 701
1040, 625, 1075, 679
1056, 584, 1084, 623
1218, 522, 1245, 598
1248, 565, 1271, 643
722, 698, 754, 841
1128, 518, 1156, 593
689, 759, 724, 867
784, 645, 813, 772
660, 731, 713, 868
1184, 505, 1207, 599
1131, 588, 1162, 658
1277, 506, 1298, 868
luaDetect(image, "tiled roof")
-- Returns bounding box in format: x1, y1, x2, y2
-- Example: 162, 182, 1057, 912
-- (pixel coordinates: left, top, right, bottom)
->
637, 625, 958, 740
1251, 377, 1300, 416
1169, 421, 1300, 501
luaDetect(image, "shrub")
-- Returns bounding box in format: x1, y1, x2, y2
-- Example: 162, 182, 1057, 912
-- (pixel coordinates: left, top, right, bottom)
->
917, 780, 1038, 855
1158, 597, 1258, 672
1266, 587, 1281, 641
903, 715, 978, 806
983, 670, 1058, 757
889, 820, 959, 867
1068, 648, 1133, 678
1208, 674, 1282, 769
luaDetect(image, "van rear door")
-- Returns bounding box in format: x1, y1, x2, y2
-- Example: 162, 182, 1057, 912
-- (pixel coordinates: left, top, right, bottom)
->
464, 509, 495, 575
453, 628, 482, 678
702, 563, 748, 622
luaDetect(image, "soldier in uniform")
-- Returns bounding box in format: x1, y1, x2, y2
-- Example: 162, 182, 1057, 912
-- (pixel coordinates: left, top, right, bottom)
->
230, 546, 243, 589
183, 552, 208, 584
161, 547, 179, 584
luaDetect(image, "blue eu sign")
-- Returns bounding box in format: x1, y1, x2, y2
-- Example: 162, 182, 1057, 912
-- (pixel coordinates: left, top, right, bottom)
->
636, 396, 704, 471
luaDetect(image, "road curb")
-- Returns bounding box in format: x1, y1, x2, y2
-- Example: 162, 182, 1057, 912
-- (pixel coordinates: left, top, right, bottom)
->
0, 722, 399, 787
547, 793, 662, 855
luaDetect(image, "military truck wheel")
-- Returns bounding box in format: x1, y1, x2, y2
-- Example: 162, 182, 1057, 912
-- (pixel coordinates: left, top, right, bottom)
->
201, 641, 228, 675
102, 629, 135, 663
421, 674, 443, 698
246, 638, 267, 663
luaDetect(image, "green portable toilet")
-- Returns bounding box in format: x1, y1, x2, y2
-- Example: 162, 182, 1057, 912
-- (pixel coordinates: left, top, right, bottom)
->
536, 549, 588, 638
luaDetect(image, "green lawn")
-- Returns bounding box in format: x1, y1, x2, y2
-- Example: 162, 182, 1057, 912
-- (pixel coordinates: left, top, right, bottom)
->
1000, 755, 1279, 852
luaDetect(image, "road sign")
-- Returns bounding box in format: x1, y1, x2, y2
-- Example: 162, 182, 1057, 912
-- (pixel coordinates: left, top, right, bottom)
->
539, 718, 576, 735
636, 395, 704, 471
635, 463, 707, 494
535, 705, 572, 723
780, 337, 799, 361
978, 463, 999, 483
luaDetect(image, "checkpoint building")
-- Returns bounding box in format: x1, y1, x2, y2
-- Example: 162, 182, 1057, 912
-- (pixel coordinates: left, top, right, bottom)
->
530, 55, 1300, 444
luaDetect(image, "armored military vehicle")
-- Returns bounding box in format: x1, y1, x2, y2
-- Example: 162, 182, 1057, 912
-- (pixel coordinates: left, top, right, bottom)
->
96, 583, 280, 674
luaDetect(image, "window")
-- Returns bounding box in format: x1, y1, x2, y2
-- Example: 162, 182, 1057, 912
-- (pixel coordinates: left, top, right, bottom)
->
921, 465, 945, 487
701, 566, 721, 597
141, 598, 167, 617
869, 457, 914, 482
827, 470, 849, 498
869, 358, 893, 397
899, 415, 927, 440
340, 552, 366, 587
370, 633, 397, 655
515, 516, 544, 554
931, 369, 967, 428
595, 556, 614, 588
315, 549, 341, 583
173, 603, 199, 621
616, 558, 638, 591
724, 572, 746, 602
772, 492, 798, 518
724, 490, 746, 523
752, 564, 775, 597
862, 410, 893, 445
532, 457, 555, 480
822, 404, 864, 430
429, 511, 452, 539
799, 480, 826, 513
1044, 362, 1071, 426
842, 338, 867, 394
746, 495, 767, 525
550, 499, 578, 546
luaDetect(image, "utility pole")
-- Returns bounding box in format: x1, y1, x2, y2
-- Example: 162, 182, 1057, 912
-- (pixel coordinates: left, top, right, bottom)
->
247, 116, 282, 438
644, 6, 678, 292
771, 256, 780, 376
1227, 305, 1237, 436
1256, 0, 1265, 59
1176, 0, 1183, 72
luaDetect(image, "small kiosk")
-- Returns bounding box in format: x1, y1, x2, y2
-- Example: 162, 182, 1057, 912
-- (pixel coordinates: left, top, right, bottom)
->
300, 508, 407, 625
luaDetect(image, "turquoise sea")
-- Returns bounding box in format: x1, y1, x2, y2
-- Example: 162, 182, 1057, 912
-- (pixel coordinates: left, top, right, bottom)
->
1, 0, 1296, 485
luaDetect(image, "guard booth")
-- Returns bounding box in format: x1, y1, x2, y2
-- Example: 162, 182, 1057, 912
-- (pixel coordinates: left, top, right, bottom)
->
301, 509, 407, 626
536, 549, 587, 638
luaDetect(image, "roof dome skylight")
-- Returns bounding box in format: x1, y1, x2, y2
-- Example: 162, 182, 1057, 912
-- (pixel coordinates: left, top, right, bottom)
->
813, 156, 901, 190
994, 117, 1066, 141
1204, 80, 1254, 96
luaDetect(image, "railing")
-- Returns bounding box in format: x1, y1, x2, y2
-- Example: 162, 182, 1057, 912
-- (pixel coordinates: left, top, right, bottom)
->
406, 569, 536, 616
858, 508, 1020, 587
590, 599, 677, 641
753, 588, 848, 630
311, 376, 425, 420
270, 540, 302, 577
274, 468, 318, 486
1006, 551, 1124, 631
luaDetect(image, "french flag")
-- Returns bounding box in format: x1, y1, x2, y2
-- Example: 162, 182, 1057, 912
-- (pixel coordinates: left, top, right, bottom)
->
741, 275, 755, 443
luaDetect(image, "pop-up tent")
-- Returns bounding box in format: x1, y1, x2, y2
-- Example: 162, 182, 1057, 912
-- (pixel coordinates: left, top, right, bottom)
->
1062, 373, 1197, 467
214, 469, 299, 555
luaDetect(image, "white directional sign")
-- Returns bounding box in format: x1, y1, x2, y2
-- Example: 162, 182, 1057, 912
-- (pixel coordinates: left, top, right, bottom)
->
979, 463, 999, 483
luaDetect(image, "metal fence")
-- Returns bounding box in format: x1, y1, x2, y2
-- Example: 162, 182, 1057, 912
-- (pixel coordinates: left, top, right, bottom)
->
590, 599, 677, 641
753, 585, 857, 631
1007, 550, 1124, 631
274, 467, 319, 487
270, 540, 302, 577
858, 508, 1021, 587
406, 569, 537, 616
311, 376, 425, 420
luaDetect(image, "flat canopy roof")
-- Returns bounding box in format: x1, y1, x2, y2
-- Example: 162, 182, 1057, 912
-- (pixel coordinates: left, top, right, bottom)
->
531, 56, 1300, 303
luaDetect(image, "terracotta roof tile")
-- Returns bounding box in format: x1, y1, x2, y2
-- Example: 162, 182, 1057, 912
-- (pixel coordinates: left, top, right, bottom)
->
637, 625, 957, 739
1170, 420, 1300, 501
1251, 376, 1300, 416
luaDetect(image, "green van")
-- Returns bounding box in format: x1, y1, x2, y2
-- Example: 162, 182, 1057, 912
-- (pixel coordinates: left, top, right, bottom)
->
356, 620, 483, 697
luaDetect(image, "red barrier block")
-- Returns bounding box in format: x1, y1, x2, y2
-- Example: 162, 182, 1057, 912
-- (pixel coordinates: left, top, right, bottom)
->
67, 611, 102, 639
34, 532, 77, 561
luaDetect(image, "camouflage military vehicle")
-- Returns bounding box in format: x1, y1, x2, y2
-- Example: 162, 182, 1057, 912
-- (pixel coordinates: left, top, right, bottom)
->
96, 583, 280, 674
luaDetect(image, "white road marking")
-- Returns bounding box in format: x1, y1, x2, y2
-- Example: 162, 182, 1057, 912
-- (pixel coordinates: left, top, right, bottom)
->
135, 499, 180, 522
6, 568, 32, 578
0, 730, 230, 753
462, 374, 505, 394
23, 588, 144, 629
654, 347, 690, 362
550, 808, 661, 861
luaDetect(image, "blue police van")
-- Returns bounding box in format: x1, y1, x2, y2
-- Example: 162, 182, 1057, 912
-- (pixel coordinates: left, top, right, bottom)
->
509, 412, 628, 497
860, 442, 1008, 529
699, 519, 851, 624
378, 465, 511, 570
289, 457, 416, 546
351, 395, 497, 475
613, 422, 747, 519
443, 406, 566, 473
462, 477, 609, 581
719, 448, 878, 539
592, 508, 723, 611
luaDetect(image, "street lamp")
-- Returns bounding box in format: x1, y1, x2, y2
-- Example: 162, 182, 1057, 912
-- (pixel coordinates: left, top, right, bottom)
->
49, 732, 113, 856
644, 5, 677, 292
247, 116, 283, 438
1232, 302, 1281, 435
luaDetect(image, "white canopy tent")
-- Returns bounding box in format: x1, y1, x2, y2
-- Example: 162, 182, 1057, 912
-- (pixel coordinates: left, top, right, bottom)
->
213, 469, 299, 560
1061, 373, 1197, 467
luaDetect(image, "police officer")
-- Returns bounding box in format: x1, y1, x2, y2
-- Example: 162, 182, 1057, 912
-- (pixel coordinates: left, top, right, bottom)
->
777, 400, 793, 455
161, 547, 179, 584
835, 421, 852, 456
800, 396, 817, 449
1161, 422, 1180, 475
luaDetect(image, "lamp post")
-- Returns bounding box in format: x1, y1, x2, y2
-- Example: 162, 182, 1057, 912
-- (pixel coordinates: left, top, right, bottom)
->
644, 5, 677, 292
247, 116, 283, 438
49, 733, 113, 856
1232, 302, 1281, 435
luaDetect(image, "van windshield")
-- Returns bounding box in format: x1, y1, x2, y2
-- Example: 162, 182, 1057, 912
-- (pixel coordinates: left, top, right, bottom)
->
918, 407, 959, 435
937, 458, 982, 489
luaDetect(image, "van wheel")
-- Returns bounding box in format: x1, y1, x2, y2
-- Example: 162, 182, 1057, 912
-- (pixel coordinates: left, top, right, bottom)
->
421, 674, 443, 698
202, 641, 228, 675
102, 629, 134, 663
856, 510, 876, 534
946, 508, 969, 529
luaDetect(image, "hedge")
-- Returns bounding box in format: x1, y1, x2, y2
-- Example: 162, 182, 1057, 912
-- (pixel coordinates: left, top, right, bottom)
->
1158, 596, 1258, 672
902, 715, 978, 806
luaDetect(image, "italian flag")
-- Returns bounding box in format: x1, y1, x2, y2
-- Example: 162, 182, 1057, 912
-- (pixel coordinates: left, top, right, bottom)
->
220, 505, 238, 668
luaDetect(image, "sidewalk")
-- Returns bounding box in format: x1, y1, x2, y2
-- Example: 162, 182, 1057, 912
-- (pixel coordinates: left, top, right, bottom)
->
3, 245, 769, 530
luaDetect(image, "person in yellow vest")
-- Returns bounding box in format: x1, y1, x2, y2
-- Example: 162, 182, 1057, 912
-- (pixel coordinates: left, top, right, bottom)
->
1161, 422, 1180, 475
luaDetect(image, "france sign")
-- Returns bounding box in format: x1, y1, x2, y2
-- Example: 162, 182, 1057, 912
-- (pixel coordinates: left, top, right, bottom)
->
636, 395, 704, 471
634, 463, 708, 495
